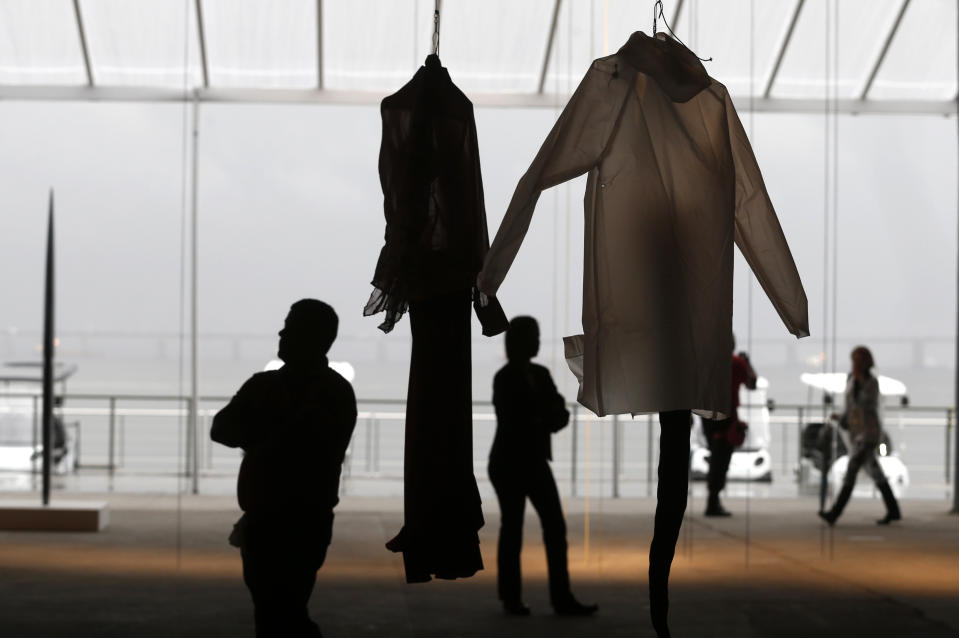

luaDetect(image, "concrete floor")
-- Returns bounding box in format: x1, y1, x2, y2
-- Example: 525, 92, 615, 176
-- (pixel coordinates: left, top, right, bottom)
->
0, 493, 957, 637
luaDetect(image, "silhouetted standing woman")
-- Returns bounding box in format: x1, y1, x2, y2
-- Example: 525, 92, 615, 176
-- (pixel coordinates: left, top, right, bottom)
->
489, 316, 597, 617
819, 346, 901, 526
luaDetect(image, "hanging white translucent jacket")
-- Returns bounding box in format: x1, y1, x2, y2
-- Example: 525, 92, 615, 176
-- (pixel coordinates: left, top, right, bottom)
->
477, 32, 809, 419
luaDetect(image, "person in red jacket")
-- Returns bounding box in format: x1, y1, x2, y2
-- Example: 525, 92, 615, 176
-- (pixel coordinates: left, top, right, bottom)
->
211, 299, 357, 638
701, 334, 757, 517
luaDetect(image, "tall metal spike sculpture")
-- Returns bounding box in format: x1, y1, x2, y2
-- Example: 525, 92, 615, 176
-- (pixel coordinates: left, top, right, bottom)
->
42, 190, 54, 506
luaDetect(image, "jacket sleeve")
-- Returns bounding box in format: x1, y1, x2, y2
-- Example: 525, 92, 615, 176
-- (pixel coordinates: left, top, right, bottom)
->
477, 61, 630, 296
724, 92, 810, 338
538, 368, 570, 434
210, 375, 267, 449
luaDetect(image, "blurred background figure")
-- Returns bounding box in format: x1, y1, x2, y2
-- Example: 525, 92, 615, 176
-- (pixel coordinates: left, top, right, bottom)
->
819, 346, 901, 527
488, 316, 597, 617
701, 334, 758, 517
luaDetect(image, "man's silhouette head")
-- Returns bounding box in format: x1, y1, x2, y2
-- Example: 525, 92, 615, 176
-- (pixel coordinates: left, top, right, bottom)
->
278, 299, 338, 366
505, 316, 539, 362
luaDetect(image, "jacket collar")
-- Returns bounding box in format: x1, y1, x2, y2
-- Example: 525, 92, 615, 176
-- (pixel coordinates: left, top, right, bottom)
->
617, 31, 710, 103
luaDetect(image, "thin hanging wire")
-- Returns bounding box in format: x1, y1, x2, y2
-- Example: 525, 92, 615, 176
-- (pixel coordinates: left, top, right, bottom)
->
175, 0, 192, 581
829, 0, 840, 562
820, 0, 835, 558
745, 0, 756, 571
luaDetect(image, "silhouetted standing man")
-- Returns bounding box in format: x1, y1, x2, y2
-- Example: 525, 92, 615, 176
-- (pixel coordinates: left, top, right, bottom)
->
489, 316, 597, 616
211, 299, 357, 638
701, 334, 757, 517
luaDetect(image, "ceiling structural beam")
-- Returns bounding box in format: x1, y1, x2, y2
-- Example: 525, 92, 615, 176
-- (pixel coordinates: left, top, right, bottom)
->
0, 85, 954, 115
763, 0, 805, 98
537, 0, 562, 94
72, 0, 93, 87
317, 0, 324, 89
195, 0, 210, 88
859, 0, 911, 100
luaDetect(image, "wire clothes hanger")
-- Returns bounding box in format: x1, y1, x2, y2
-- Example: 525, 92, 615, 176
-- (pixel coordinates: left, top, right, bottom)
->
424, 1, 442, 68
652, 0, 712, 62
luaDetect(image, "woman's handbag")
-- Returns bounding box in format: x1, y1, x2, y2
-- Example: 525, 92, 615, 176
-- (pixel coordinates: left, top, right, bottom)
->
726, 419, 748, 448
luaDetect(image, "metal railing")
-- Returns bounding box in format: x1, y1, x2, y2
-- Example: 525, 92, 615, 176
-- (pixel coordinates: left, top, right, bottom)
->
0, 392, 954, 500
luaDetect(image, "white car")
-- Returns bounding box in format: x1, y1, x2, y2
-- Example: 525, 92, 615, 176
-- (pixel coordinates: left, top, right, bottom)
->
0, 362, 77, 475
690, 377, 773, 483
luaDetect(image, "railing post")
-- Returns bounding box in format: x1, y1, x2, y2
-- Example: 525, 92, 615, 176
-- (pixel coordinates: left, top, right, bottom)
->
191, 397, 200, 495
108, 396, 116, 490
119, 415, 125, 466
612, 415, 620, 498
31, 395, 39, 478
946, 408, 952, 485
373, 417, 380, 474
570, 404, 579, 498
365, 415, 373, 473
646, 414, 654, 497
205, 413, 214, 469
797, 406, 804, 485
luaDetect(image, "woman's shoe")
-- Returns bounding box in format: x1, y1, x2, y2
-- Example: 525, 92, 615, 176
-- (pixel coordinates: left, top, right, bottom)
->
876, 512, 901, 525
818, 510, 838, 526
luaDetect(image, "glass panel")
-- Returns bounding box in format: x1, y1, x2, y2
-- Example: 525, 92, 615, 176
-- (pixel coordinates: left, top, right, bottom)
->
323, 0, 424, 91
0, 0, 85, 85
203, 0, 315, 88
772, 0, 905, 99
80, 0, 202, 88
871, 0, 958, 100
440, 0, 556, 94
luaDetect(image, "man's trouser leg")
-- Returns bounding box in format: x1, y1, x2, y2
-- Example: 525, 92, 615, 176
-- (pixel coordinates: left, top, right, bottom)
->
649, 410, 691, 637
242, 518, 329, 637
702, 417, 733, 507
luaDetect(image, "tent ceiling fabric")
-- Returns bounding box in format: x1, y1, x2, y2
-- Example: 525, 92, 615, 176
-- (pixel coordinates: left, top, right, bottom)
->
0, 0, 954, 113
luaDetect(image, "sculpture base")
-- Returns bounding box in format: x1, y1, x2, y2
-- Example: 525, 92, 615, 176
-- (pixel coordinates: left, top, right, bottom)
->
0, 500, 109, 531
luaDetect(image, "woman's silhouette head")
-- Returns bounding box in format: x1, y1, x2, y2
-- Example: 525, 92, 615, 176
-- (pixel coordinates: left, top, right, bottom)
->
505, 316, 539, 362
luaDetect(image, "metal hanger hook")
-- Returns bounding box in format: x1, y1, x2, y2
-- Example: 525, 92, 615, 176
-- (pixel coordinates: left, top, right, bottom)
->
431, 8, 440, 56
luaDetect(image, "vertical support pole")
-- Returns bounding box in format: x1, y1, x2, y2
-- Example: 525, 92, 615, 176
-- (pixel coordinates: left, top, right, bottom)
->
41, 191, 55, 506
570, 404, 579, 497
612, 415, 620, 498
646, 414, 654, 497
190, 95, 201, 496
108, 396, 116, 489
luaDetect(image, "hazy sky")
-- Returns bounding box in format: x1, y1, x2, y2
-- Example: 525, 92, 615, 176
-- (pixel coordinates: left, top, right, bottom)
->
0, 99, 956, 403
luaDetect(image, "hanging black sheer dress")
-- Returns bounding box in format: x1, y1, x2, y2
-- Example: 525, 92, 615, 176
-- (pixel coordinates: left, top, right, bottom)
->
365, 54, 507, 583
